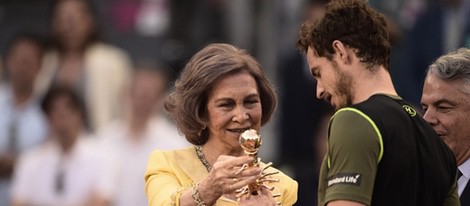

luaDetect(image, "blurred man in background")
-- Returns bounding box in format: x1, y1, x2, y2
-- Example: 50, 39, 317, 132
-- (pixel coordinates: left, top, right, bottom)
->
278, 0, 332, 205
97, 62, 188, 206
0, 32, 47, 206
11, 86, 112, 206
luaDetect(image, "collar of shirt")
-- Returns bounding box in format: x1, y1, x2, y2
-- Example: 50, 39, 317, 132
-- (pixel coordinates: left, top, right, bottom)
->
457, 158, 470, 196
459, 158, 470, 180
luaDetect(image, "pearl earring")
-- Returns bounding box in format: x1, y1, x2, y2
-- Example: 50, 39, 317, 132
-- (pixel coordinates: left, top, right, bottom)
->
198, 125, 207, 137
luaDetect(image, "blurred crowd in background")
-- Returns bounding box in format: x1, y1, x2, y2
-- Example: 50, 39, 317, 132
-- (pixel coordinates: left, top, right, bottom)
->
0, 0, 468, 205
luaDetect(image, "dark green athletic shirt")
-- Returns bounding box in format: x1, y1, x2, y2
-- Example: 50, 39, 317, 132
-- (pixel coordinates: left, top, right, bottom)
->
317, 94, 459, 206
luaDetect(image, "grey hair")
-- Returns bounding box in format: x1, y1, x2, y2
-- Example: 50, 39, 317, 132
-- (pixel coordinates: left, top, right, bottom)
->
427, 48, 470, 94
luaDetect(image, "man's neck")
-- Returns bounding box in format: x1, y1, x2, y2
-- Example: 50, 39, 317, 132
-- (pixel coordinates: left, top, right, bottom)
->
128, 114, 150, 138
12, 86, 33, 108
352, 66, 397, 104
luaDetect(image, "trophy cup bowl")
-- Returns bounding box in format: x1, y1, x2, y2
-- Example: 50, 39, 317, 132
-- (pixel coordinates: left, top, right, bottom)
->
239, 129, 262, 157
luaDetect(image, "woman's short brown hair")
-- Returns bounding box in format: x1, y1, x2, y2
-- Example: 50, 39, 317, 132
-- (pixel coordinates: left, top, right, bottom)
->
164, 43, 277, 145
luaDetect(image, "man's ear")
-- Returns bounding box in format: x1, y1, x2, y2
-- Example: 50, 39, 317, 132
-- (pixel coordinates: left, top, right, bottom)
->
332, 40, 352, 65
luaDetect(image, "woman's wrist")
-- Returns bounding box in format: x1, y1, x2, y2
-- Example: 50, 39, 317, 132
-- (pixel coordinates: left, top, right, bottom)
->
191, 183, 207, 206
192, 180, 221, 206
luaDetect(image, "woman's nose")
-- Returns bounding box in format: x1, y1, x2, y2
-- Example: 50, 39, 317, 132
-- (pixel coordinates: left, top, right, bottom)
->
232, 107, 249, 122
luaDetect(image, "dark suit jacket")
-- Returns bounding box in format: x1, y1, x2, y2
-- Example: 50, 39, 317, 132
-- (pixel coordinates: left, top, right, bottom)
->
461, 183, 470, 206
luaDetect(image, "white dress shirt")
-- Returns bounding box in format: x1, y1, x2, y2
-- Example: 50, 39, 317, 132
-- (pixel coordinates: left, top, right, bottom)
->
97, 116, 189, 206
0, 85, 47, 206
11, 135, 112, 206
458, 158, 470, 196
0, 85, 47, 153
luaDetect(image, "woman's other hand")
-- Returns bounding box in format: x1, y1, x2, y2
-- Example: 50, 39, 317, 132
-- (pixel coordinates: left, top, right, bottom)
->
198, 155, 262, 204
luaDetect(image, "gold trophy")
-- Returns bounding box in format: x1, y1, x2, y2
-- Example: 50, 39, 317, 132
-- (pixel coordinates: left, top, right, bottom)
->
237, 129, 280, 201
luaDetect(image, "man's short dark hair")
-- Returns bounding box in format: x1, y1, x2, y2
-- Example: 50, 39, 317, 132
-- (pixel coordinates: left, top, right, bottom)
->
297, 0, 391, 70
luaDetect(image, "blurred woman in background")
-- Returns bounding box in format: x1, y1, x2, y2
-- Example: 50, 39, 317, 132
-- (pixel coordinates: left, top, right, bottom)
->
35, 0, 132, 132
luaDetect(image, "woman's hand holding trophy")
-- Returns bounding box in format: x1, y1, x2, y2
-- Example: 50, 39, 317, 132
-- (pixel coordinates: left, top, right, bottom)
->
236, 129, 281, 204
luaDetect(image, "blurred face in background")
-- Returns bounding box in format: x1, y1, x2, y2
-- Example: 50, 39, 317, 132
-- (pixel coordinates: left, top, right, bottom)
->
129, 70, 167, 117
6, 39, 42, 92
48, 95, 83, 143
305, 2, 326, 22
442, 0, 462, 7
52, 0, 94, 50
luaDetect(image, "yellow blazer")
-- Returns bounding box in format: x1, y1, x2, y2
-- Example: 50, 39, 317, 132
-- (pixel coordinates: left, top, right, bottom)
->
145, 146, 298, 206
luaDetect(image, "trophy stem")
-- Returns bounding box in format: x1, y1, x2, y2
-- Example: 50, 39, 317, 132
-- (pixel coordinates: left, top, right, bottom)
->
239, 129, 262, 195
237, 129, 280, 200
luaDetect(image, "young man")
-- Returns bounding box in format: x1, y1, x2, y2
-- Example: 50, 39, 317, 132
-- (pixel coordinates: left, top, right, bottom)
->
296, 0, 459, 205
10, 86, 112, 206
97, 65, 188, 206
421, 48, 470, 206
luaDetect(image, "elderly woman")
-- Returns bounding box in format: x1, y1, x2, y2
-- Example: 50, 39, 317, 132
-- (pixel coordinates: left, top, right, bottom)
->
145, 43, 298, 205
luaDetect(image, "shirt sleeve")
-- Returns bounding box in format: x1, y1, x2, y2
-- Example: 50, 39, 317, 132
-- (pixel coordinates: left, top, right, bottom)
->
145, 150, 185, 206
324, 108, 382, 205
10, 152, 35, 203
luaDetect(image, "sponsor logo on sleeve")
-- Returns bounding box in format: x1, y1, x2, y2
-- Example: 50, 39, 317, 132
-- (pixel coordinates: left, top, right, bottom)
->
403, 105, 417, 117
327, 173, 362, 187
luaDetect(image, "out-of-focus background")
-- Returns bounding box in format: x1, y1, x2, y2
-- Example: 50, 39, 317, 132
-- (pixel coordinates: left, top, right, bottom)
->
0, 0, 468, 205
